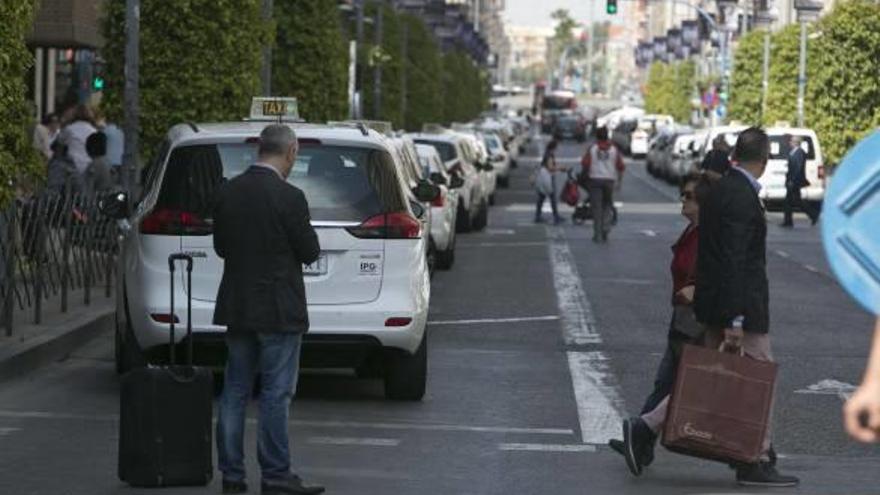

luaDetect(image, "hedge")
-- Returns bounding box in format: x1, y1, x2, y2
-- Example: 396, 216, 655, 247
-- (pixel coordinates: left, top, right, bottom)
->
728, 29, 765, 126
272, 0, 349, 123
0, 0, 41, 205
400, 13, 444, 131
762, 24, 803, 127
644, 61, 695, 123
101, 0, 269, 164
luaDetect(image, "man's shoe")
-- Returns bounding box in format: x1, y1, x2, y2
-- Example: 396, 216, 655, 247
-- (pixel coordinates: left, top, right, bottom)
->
609, 438, 655, 467
622, 417, 655, 476
810, 215, 819, 226
261, 475, 324, 495
222, 479, 248, 494
736, 462, 799, 487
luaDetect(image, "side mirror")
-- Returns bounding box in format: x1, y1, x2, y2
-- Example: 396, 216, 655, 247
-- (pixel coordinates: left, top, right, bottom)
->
98, 191, 130, 220
449, 175, 465, 189
410, 200, 426, 219
429, 172, 447, 186
413, 180, 441, 203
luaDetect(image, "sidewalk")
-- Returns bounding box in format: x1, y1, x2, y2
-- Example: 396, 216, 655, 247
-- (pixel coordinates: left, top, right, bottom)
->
0, 289, 114, 382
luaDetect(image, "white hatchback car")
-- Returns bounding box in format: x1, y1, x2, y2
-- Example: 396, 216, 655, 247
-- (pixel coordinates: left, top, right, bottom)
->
482, 132, 511, 188
105, 120, 437, 400
416, 144, 461, 269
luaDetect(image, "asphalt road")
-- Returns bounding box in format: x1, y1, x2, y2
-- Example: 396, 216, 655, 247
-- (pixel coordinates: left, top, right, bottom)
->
0, 136, 877, 495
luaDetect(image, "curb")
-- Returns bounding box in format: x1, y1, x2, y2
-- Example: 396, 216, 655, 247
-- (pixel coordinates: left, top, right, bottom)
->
0, 308, 114, 383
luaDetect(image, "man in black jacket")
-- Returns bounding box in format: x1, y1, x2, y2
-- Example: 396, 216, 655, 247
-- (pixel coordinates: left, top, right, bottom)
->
782, 135, 819, 227
695, 127, 798, 487
213, 124, 323, 495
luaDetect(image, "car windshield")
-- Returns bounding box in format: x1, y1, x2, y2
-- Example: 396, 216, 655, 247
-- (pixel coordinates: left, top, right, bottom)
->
769, 135, 817, 160
153, 143, 407, 223
415, 139, 457, 162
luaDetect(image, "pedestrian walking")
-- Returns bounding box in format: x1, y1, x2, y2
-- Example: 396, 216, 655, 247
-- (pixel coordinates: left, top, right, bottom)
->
607, 172, 707, 471
782, 135, 820, 227
212, 124, 324, 495
534, 138, 563, 224
699, 134, 732, 180
580, 126, 624, 243
32, 113, 60, 160
693, 127, 798, 487
59, 105, 97, 176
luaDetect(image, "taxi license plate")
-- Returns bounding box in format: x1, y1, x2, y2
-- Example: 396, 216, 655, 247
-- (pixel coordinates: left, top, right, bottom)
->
303, 256, 327, 276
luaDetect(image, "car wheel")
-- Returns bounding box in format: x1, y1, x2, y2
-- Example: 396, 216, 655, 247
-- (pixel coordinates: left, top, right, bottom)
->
456, 201, 472, 233
510, 158, 518, 169
436, 233, 455, 270
383, 336, 427, 401
472, 201, 488, 231
115, 293, 145, 375
498, 176, 510, 188
489, 193, 496, 206
427, 238, 437, 278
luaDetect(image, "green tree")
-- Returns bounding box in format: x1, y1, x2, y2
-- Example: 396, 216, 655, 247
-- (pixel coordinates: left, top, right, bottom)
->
763, 24, 802, 126
441, 51, 489, 124
361, 3, 405, 127
272, 0, 349, 122
728, 29, 765, 125
0, 0, 41, 204
102, 0, 269, 163
670, 61, 696, 123
549, 9, 578, 67
807, 0, 880, 165
400, 14, 443, 131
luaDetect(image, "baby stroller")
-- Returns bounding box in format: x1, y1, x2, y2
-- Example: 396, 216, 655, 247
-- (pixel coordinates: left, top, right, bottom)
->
570, 176, 619, 226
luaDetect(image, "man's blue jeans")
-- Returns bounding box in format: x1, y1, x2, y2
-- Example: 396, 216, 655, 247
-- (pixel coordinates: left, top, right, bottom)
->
217, 332, 303, 483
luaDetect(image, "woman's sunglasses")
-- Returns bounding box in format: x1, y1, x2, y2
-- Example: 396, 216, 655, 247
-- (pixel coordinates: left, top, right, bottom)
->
680, 191, 696, 201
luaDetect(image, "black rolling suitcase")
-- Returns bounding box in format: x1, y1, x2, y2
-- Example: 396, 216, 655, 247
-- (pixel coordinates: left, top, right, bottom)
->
118, 253, 214, 487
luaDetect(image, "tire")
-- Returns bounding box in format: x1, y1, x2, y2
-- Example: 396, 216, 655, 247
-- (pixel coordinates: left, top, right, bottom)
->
436, 233, 455, 270
456, 201, 472, 233
489, 193, 496, 206
471, 201, 488, 231
427, 238, 437, 278
498, 176, 510, 188
510, 159, 518, 169
115, 292, 145, 375
383, 336, 427, 401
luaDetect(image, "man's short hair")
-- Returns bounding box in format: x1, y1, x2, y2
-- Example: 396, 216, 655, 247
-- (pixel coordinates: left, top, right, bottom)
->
258, 124, 297, 157
732, 127, 769, 165
595, 126, 609, 141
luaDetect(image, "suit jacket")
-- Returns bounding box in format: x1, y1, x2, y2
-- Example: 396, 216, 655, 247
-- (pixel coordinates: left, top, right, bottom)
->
785, 147, 809, 189
212, 166, 321, 334
694, 169, 769, 333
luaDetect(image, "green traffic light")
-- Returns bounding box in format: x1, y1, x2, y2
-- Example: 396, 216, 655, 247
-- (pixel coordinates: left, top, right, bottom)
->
607, 5, 617, 13
606, 1, 618, 14
93, 77, 105, 91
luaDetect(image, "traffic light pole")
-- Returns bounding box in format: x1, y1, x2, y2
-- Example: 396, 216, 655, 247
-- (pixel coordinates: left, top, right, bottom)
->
122, 0, 139, 198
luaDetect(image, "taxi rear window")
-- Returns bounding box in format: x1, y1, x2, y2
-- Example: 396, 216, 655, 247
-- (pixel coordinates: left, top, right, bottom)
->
769, 135, 816, 160
154, 143, 406, 223
414, 140, 456, 162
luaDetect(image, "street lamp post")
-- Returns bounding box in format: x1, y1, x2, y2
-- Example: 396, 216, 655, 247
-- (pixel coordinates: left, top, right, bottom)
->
714, 0, 739, 123
753, 9, 777, 122
122, 0, 140, 197
795, 0, 822, 128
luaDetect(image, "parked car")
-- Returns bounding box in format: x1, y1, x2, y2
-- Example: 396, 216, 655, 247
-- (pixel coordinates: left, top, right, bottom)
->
105, 113, 439, 400
667, 133, 697, 184
388, 136, 438, 273
646, 131, 675, 178
631, 114, 675, 158
456, 130, 497, 208
416, 144, 462, 270
410, 129, 487, 232
761, 127, 826, 208
483, 132, 511, 188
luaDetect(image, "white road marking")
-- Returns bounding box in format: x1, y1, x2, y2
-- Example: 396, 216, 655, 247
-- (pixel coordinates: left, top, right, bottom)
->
640, 229, 658, 237
486, 228, 516, 235
775, 250, 790, 258
307, 436, 400, 447
300, 466, 415, 481
586, 277, 659, 286
0, 410, 576, 436
546, 227, 626, 444
428, 315, 560, 326
457, 241, 546, 248
617, 203, 680, 214
0, 427, 21, 436
795, 379, 857, 401
499, 443, 597, 453
804, 264, 820, 273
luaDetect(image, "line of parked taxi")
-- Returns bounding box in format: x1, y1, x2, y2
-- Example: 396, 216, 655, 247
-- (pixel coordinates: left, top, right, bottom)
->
100, 98, 529, 401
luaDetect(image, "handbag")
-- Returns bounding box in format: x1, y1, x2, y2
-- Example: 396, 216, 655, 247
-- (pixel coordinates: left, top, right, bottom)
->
662, 344, 777, 465
561, 179, 580, 206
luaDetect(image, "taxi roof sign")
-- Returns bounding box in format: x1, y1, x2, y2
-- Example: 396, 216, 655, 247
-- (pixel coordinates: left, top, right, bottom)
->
249, 97, 300, 121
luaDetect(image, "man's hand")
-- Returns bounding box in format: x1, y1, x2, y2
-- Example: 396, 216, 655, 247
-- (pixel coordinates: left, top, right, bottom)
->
844, 380, 880, 443
675, 286, 695, 305
723, 326, 745, 348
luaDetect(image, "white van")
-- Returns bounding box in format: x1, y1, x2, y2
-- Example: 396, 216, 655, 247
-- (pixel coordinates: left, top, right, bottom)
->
761, 127, 826, 205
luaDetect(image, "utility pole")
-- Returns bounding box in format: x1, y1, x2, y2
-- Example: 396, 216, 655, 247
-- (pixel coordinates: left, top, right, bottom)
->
355, 0, 365, 119
401, 20, 409, 129
373, 2, 383, 120
122, 0, 140, 197
473, 0, 481, 32
261, 0, 274, 96
796, 18, 807, 127
587, 7, 594, 94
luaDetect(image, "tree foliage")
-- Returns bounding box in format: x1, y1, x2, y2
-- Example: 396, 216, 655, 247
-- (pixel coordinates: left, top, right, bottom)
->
644, 61, 695, 123
362, 3, 405, 127
728, 29, 765, 126
442, 51, 490, 124
763, 24, 802, 126
549, 9, 578, 67
807, 0, 880, 164
400, 14, 444, 131
102, 0, 269, 163
0, 0, 41, 204
272, 0, 349, 123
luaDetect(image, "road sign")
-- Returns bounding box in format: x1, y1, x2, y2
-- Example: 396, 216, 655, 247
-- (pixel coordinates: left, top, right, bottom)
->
822, 129, 880, 316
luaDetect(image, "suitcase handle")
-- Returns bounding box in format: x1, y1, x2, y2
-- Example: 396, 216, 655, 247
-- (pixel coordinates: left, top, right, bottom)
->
168, 253, 195, 366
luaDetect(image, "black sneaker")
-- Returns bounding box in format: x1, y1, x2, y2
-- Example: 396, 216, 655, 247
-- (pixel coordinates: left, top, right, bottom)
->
736, 462, 799, 487
222, 479, 248, 494
609, 438, 655, 467
261, 475, 325, 495
622, 417, 655, 476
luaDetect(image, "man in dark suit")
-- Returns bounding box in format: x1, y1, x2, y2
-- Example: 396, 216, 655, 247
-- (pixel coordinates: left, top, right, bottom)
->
694, 127, 798, 487
213, 124, 323, 495
782, 134, 819, 227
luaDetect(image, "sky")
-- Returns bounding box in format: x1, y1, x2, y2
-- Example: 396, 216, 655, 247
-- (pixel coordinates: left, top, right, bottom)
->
504, 0, 621, 29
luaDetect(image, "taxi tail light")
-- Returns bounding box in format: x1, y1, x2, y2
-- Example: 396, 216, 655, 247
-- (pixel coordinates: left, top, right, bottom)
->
346, 213, 421, 239
151, 313, 180, 324
818, 164, 825, 181
385, 317, 412, 327
431, 192, 445, 208
140, 208, 212, 236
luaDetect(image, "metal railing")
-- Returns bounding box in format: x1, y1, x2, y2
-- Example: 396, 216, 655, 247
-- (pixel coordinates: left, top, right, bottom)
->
0, 187, 118, 337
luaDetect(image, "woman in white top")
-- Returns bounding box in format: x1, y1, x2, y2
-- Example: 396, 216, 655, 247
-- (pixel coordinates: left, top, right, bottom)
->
60, 105, 97, 175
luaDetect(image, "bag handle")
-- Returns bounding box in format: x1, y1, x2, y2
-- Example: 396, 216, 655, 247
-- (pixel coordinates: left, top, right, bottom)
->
718, 342, 745, 357
168, 253, 194, 366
